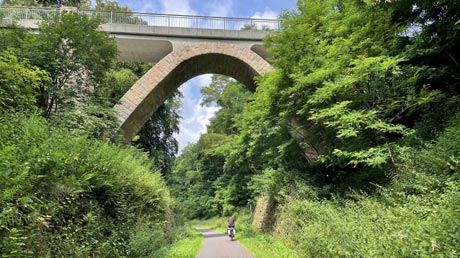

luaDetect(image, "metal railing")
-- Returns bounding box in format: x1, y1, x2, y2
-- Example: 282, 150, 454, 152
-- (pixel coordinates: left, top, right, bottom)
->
0, 6, 281, 31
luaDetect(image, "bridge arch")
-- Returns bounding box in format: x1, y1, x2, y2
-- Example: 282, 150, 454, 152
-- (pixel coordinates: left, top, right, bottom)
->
114, 41, 272, 141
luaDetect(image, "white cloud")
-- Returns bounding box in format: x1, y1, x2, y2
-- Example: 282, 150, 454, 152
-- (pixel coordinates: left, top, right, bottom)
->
195, 73, 213, 88
160, 0, 197, 15
117, 0, 160, 13
139, 3, 159, 13
156, 0, 197, 28
251, 7, 278, 19
250, 7, 279, 30
206, 0, 233, 17
174, 74, 220, 154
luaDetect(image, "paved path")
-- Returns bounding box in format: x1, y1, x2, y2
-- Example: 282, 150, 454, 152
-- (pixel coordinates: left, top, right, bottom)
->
195, 228, 254, 258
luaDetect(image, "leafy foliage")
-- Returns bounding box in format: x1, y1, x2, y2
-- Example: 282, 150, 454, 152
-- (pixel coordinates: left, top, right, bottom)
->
170, 1, 460, 256
0, 5, 184, 256
0, 10, 121, 140
235, 1, 460, 256
36, 12, 117, 118
91, 0, 131, 12
169, 135, 227, 218
103, 61, 182, 175
1, 0, 460, 256
200, 74, 228, 106
1, 0, 89, 7
276, 183, 460, 257
169, 76, 255, 218
274, 117, 460, 257
137, 93, 181, 175
0, 49, 50, 113
0, 114, 174, 257
264, 1, 440, 169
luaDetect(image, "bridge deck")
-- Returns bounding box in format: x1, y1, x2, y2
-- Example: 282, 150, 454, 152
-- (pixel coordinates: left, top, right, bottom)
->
0, 7, 280, 32
0, 7, 276, 62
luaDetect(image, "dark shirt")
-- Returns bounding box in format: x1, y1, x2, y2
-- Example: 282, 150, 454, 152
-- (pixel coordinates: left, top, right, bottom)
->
228, 218, 235, 227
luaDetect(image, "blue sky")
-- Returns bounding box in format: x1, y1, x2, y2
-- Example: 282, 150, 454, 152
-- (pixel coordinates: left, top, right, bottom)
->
117, 0, 296, 18
117, 0, 298, 153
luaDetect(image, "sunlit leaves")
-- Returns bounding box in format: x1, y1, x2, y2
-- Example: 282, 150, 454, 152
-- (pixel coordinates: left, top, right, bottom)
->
258, 0, 454, 168
0, 114, 173, 256
331, 147, 390, 167
37, 12, 117, 118
0, 49, 50, 113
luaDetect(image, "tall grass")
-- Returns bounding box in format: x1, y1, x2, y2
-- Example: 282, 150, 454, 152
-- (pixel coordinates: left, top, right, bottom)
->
160, 224, 203, 258
275, 187, 459, 257
0, 114, 174, 257
273, 119, 460, 257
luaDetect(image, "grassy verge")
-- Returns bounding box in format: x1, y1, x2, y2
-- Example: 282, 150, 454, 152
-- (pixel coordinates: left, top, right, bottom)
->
238, 234, 299, 258
161, 226, 203, 258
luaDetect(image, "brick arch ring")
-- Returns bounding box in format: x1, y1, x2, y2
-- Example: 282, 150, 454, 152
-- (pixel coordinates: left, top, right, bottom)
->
114, 41, 273, 141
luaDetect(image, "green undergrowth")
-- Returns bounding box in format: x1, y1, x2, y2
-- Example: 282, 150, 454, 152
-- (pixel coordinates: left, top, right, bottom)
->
160, 224, 203, 258
273, 119, 460, 257
189, 116, 460, 257
279, 187, 459, 257
0, 114, 175, 257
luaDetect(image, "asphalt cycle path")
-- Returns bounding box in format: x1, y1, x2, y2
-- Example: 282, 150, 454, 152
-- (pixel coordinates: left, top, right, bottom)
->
195, 228, 254, 258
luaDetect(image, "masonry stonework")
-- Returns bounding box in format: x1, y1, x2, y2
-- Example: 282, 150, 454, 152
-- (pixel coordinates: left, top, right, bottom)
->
114, 41, 273, 141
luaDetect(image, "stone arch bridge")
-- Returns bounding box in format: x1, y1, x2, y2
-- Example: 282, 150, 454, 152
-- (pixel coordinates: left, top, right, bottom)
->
0, 7, 279, 141
116, 40, 273, 141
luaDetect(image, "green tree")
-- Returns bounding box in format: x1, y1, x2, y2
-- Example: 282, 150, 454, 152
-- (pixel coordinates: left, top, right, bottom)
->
35, 12, 117, 118
261, 0, 445, 170
0, 27, 43, 68
201, 75, 253, 135
169, 137, 226, 218
385, 0, 460, 138
0, 49, 50, 113
170, 75, 257, 217
0, 7, 121, 140
200, 74, 228, 106
137, 93, 182, 175
93, 0, 131, 12
38, 0, 84, 6
0, 0, 38, 6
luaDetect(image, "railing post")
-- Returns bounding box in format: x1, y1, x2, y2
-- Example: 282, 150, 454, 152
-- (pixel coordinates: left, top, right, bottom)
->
110, 10, 113, 23
25, 6, 29, 20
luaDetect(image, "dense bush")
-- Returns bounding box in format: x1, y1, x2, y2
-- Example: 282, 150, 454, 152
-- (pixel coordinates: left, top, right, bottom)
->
0, 4, 181, 257
276, 184, 458, 257
274, 120, 460, 257
0, 114, 174, 257
0, 49, 50, 113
